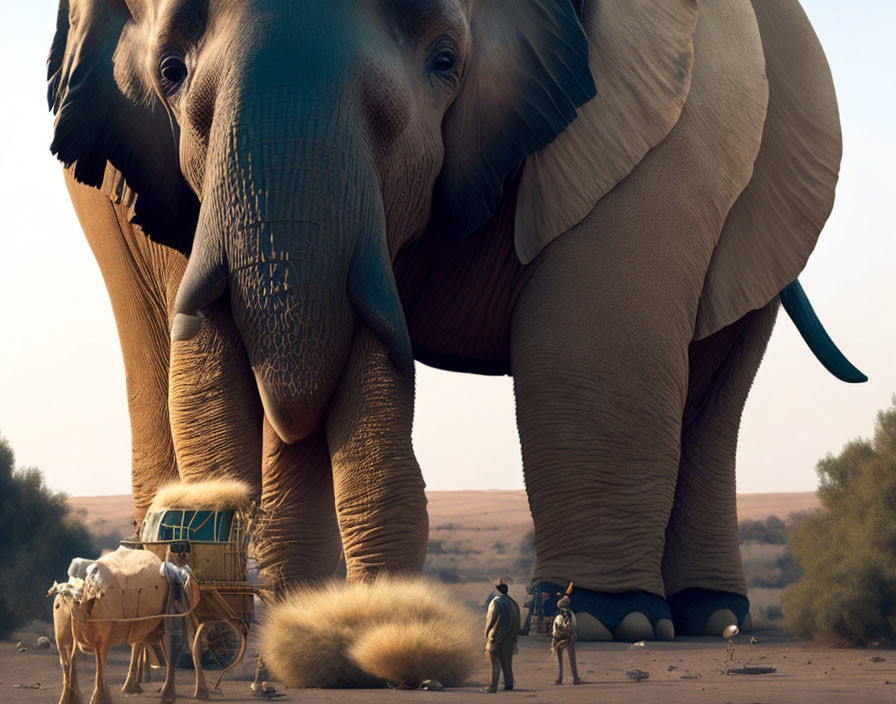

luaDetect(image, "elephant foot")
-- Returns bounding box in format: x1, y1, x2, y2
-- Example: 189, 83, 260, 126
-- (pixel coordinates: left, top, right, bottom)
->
667, 588, 751, 636
535, 583, 674, 641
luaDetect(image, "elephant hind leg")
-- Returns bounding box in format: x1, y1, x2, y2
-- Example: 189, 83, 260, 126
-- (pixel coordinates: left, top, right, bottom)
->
662, 300, 779, 635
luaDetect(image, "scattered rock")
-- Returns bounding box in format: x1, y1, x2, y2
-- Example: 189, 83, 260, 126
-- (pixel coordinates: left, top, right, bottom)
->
727, 666, 777, 675
250, 681, 281, 698
626, 669, 649, 682
36, 637, 51, 650
722, 625, 739, 639
871, 656, 886, 663
418, 680, 444, 691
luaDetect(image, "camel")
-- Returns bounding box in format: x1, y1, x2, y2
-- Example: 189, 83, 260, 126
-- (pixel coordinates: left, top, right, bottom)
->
52, 547, 198, 704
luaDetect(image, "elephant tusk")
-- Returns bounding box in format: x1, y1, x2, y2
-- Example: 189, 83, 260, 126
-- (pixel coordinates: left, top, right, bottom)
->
171, 311, 206, 342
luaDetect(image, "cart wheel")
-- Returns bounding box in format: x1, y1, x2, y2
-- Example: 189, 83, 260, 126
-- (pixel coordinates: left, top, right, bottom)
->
194, 620, 246, 671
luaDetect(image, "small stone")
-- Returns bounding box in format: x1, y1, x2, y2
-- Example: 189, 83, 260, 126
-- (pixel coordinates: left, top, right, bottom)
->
750, 636, 758, 645
667, 665, 677, 671
626, 669, 649, 682
680, 674, 702, 680
36, 637, 51, 650
871, 656, 886, 663
629, 641, 646, 648
418, 680, 444, 691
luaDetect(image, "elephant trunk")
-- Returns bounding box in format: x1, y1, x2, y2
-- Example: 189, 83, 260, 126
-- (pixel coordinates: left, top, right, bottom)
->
173, 94, 408, 443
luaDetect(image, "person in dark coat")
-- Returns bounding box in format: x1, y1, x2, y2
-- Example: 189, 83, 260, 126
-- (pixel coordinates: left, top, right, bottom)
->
483, 578, 521, 693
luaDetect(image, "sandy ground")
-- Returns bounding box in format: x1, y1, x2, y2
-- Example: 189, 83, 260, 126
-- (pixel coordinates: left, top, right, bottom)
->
3, 626, 894, 704
31, 490, 847, 702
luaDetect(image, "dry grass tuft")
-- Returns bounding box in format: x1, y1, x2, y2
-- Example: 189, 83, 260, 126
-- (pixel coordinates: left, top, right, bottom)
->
260, 576, 478, 689
350, 618, 478, 687
150, 479, 254, 512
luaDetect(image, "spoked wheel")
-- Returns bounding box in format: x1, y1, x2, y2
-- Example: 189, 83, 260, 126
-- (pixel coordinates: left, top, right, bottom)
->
193, 620, 247, 671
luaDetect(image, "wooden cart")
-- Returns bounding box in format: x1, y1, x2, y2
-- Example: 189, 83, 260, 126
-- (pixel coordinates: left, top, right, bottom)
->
124, 497, 262, 695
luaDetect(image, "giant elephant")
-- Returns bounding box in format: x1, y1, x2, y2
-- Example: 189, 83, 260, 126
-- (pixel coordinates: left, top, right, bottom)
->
48, 0, 865, 641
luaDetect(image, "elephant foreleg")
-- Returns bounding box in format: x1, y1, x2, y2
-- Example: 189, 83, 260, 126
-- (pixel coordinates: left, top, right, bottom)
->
325, 327, 428, 580
509, 198, 704, 641
256, 420, 342, 591
662, 300, 778, 635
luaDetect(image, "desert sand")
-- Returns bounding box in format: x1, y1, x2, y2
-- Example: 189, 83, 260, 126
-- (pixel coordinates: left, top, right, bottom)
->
4, 623, 895, 704
69, 490, 820, 530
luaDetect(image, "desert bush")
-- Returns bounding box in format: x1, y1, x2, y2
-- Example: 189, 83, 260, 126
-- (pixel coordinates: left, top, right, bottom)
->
0, 434, 96, 637
739, 514, 788, 545
782, 399, 896, 645
422, 564, 462, 584
741, 543, 800, 589
511, 528, 536, 577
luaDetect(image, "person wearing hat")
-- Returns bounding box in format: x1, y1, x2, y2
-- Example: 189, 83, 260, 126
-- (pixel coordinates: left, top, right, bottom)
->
551, 584, 580, 685
483, 578, 521, 693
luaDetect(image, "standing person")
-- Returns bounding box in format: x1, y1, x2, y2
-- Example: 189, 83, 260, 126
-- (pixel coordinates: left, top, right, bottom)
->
551, 584, 581, 685
483, 578, 521, 693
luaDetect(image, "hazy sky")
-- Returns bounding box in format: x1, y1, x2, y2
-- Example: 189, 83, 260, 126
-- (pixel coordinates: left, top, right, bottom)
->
0, 1, 893, 499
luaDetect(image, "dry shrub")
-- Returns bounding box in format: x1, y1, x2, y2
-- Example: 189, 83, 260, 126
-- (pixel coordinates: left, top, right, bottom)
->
350, 618, 478, 687
782, 399, 896, 645
150, 478, 254, 511
260, 576, 478, 688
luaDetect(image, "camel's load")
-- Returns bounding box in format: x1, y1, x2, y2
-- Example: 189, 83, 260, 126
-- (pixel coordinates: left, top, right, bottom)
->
49, 546, 198, 619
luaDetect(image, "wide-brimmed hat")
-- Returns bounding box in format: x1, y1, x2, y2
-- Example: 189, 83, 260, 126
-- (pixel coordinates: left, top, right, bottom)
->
489, 576, 514, 589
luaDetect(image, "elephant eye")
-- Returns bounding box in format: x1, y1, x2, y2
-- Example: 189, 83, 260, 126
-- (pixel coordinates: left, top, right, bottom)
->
159, 52, 189, 96
427, 37, 460, 87
433, 51, 457, 74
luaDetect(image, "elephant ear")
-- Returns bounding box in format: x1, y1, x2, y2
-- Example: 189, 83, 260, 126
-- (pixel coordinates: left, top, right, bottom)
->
48, 0, 198, 253
431, 0, 596, 240
515, 0, 699, 264
694, 0, 841, 338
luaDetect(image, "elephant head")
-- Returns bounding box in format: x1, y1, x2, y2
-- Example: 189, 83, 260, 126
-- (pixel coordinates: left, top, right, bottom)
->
48, 0, 596, 443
